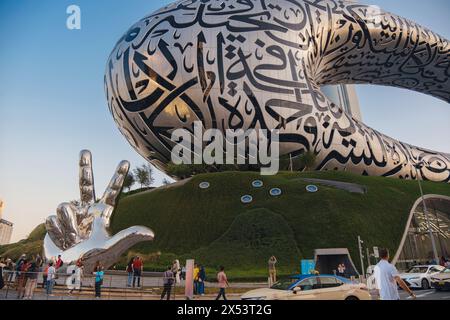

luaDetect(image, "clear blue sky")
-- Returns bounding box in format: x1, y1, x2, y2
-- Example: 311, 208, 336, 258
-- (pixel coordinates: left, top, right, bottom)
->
0, 0, 449, 242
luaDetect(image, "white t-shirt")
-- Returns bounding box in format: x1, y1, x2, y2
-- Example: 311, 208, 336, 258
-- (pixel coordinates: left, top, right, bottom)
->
47, 266, 56, 280
373, 260, 400, 300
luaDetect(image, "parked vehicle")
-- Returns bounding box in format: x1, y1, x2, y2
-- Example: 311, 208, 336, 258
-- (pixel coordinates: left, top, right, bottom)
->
399, 265, 445, 290
431, 268, 450, 291
241, 274, 371, 300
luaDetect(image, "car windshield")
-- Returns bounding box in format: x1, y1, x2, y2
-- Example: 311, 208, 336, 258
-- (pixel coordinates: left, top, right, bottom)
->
270, 278, 298, 290
407, 267, 428, 274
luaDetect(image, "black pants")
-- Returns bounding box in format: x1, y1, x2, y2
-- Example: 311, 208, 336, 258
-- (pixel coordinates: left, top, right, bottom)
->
161, 283, 172, 300
42, 275, 47, 288
95, 281, 102, 297
133, 270, 141, 287
216, 288, 227, 300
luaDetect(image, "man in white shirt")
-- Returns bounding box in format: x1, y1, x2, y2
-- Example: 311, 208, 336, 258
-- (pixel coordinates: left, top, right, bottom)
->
46, 262, 56, 296
373, 248, 416, 300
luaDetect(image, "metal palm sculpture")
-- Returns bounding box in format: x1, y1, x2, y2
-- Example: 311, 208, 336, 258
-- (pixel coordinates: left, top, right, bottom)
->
44, 150, 154, 271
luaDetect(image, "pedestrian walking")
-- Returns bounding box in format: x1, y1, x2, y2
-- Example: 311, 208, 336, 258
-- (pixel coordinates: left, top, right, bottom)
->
132, 256, 143, 287
0, 258, 5, 289
198, 265, 206, 295
94, 262, 104, 298
15, 254, 26, 286
373, 248, 416, 300
55, 255, 63, 269
17, 258, 30, 299
215, 266, 229, 300
42, 263, 49, 289
172, 259, 181, 284
193, 263, 200, 295
66, 265, 82, 295
5, 258, 14, 284
23, 259, 39, 299
46, 262, 56, 296
181, 266, 186, 280
35, 254, 43, 269
337, 263, 346, 277
126, 257, 134, 287
268, 256, 277, 285
160, 266, 174, 300
76, 259, 84, 292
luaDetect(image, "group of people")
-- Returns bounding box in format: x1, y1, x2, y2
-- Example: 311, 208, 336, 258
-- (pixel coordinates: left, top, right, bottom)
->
193, 263, 206, 296
337, 263, 347, 278
439, 256, 450, 268
0, 254, 43, 299
125, 256, 144, 288
0, 253, 64, 299
159, 261, 230, 301
0, 253, 108, 299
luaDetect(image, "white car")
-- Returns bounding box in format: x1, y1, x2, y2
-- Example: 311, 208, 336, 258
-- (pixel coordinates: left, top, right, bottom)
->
241, 275, 371, 300
399, 265, 445, 290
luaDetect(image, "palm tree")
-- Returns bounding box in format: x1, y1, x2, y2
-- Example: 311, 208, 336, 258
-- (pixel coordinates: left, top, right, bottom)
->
123, 172, 135, 191
133, 164, 154, 189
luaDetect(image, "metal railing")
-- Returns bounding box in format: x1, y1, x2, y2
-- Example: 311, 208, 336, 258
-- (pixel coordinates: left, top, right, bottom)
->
0, 270, 179, 300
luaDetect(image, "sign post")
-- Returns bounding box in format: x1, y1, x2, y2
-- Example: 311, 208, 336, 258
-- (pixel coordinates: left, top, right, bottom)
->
300, 260, 316, 275
373, 246, 379, 259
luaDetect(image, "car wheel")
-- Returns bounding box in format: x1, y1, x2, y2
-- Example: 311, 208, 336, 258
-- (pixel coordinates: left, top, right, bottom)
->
345, 296, 359, 301
421, 279, 430, 290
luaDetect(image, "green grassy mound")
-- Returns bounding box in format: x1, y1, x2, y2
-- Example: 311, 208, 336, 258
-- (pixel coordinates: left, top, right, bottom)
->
110, 171, 450, 279
0, 223, 45, 260
188, 208, 302, 277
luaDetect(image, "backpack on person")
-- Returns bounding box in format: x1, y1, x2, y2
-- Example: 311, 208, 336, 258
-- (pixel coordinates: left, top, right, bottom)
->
165, 271, 174, 285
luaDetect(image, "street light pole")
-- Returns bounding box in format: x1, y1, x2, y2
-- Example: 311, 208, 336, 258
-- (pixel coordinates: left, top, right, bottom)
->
358, 236, 365, 277
415, 162, 439, 264
366, 247, 371, 267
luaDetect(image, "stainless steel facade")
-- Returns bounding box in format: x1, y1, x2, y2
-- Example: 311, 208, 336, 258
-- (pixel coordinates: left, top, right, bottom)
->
105, 0, 450, 183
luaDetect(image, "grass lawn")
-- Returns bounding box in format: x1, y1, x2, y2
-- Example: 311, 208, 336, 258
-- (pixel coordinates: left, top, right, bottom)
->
109, 171, 450, 280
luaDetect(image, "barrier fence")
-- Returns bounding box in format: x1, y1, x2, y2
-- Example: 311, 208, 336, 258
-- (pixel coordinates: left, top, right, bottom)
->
0, 270, 179, 300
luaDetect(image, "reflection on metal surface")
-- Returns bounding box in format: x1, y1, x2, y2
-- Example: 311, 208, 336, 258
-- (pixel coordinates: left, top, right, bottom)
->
105, 0, 450, 183
44, 150, 154, 272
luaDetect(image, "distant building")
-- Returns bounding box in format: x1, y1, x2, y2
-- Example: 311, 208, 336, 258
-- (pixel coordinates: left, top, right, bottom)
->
0, 219, 13, 245
0, 199, 13, 245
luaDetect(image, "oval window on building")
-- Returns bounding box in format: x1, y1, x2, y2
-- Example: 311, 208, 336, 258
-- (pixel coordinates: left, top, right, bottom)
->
269, 188, 282, 196
199, 182, 210, 189
241, 195, 253, 204
306, 185, 318, 193
252, 180, 264, 188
